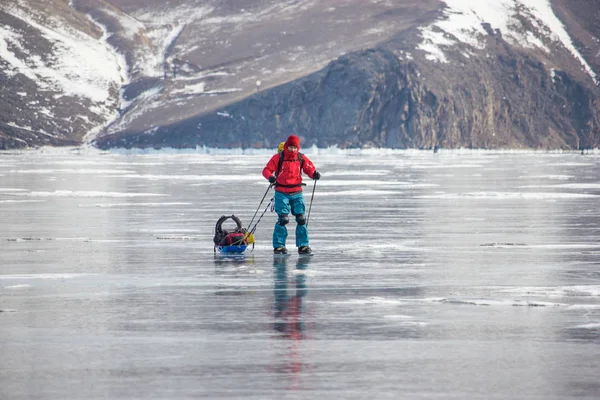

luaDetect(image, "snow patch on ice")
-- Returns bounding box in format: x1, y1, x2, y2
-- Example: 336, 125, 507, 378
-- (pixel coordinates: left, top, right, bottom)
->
571, 322, 600, 329
81, 202, 192, 208
438, 297, 564, 307
409, 163, 485, 169
326, 170, 390, 177
335, 297, 406, 306
18, 190, 168, 198
319, 180, 424, 187
0, 199, 45, 204
0, 273, 98, 280
8, 168, 135, 174
316, 189, 401, 196
520, 175, 574, 180
500, 285, 600, 297
155, 234, 201, 240
417, 191, 598, 199
553, 183, 600, 189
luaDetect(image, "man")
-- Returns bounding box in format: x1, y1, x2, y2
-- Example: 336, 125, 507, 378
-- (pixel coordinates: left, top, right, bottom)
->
262, 134, 321, 254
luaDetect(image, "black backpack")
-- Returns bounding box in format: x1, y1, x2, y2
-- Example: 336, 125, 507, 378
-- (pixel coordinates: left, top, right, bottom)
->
276, 151, 304, 177
213, 215, 247, 247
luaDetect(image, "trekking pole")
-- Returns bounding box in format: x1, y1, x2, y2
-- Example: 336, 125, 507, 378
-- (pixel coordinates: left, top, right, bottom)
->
245, 183, 273, 232
249, 197, 274, 236
305, 180, 317, 227
244, 195, 274, 253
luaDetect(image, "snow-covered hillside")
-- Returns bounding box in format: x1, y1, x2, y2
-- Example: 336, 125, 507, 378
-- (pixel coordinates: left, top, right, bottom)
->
0, 0, 598, 150
0, 1, 126, 146
420, 0, 597, 84
1, 3, 126, 108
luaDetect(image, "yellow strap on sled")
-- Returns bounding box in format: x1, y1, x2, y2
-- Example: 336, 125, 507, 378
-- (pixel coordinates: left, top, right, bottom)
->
244, 232, 255, 244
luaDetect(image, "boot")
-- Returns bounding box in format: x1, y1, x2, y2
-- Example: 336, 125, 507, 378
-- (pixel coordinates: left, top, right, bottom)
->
274, 247, 288, 254
298, 246, 312, 255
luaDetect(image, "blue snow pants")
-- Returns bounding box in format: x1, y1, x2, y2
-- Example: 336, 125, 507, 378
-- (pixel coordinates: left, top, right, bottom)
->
273, 190, 309, 249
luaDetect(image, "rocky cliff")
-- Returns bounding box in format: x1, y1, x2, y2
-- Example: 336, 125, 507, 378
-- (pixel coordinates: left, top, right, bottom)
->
97, 19, 600, 150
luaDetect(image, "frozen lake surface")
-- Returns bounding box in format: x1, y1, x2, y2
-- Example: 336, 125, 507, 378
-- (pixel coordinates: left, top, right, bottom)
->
1, 149, 600, 399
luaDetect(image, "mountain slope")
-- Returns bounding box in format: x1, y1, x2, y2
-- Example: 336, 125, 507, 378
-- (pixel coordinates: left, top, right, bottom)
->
0, 0, 125, 148
1, 0, 599, 150
96, 0, 600, 150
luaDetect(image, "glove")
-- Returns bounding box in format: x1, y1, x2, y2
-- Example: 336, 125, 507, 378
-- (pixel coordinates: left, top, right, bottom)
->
313, 171, 321, 180
268, 176, 277, 184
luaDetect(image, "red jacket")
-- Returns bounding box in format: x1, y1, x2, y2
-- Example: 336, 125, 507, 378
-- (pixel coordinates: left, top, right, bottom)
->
262, 149, 316, 193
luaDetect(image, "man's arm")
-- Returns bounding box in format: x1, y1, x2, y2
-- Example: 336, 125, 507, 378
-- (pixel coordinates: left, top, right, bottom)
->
262, 154, 279, 180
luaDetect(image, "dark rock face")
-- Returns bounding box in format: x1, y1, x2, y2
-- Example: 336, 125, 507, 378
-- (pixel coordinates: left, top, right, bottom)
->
396, 32, 600, 150
96, 48, 419, 149
96, 39, 600, 150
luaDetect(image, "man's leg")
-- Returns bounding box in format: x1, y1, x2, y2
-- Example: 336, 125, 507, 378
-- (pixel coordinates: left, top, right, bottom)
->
273, 191, 291, 249
290, 192, 308, 248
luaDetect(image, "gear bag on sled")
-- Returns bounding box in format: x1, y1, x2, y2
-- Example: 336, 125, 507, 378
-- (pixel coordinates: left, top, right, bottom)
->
213, 215, 254, 254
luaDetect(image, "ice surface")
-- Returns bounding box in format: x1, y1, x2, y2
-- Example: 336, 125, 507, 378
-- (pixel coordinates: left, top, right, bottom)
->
1, 149, 600, 399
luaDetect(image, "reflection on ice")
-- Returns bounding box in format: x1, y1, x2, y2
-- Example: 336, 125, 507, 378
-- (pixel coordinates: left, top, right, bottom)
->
418, 191, 598, 199
273, 256, 310, 339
